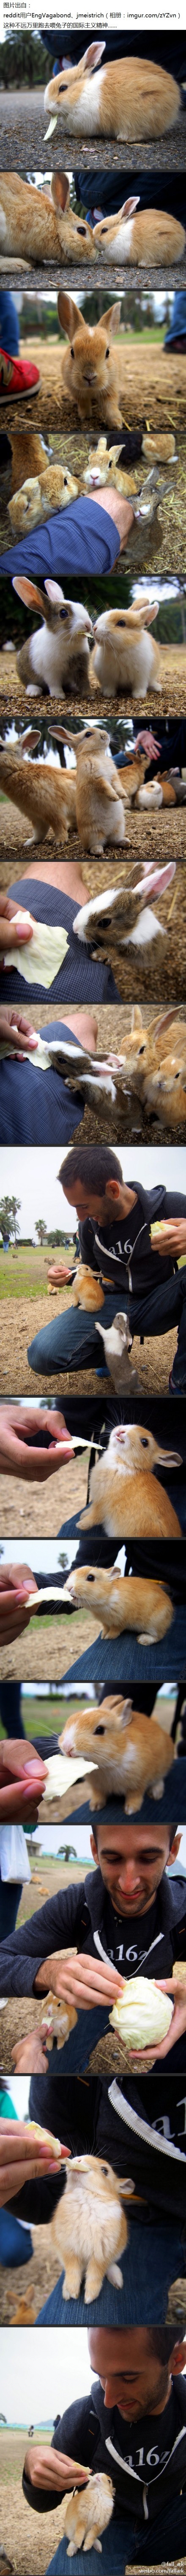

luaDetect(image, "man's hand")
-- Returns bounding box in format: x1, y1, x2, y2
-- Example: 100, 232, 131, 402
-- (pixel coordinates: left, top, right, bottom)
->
0, 2117, 69, 2206
0, 1006, 38, 1054
47, 1264, 74, 1287
0, 1404, 74, 1481
0, 1561, 38, 1645
0, 1738, 47, 1823
88, 483, 134, 559
143, 1975, 186, 2063
36, 1951, 124, 2009
134, 732, 161, 760
151, 1220, 186, 1260
0, 894, 34, 960
11, 2032, 49, 2074
24, 2445, 90, 2491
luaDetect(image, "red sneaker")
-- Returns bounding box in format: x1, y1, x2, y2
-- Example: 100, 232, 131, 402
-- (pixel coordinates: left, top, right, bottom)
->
0, 351, 41, 397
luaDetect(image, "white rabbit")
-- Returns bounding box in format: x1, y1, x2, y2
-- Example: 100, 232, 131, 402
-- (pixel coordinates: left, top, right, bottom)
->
59, 2470, 115, 2555
50, 2154, 128, 2299
95, 1313, 141, 1391
0, 170, 97, 265
44, 44, 181, 140
79, 1419, 181, 1539
13, 577, 92, 699
91, 602, 162, 699
8, 460, 79, 538
94, 197, 186, 265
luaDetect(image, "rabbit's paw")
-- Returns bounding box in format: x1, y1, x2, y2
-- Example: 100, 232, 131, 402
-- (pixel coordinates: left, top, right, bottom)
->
107, 2260, 123, 2285
152, 1777, 164, 1798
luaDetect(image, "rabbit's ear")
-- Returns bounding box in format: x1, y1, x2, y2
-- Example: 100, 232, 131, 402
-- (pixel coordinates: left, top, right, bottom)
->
103, 301, 121, 334
131, 1005, 143, 1028
44, 578, 64, 607
57, 290, 83, 339
96, 437, 107, 456
144, 599, 159, 626
51, 722, 82, 746
12, 575, 45, 613
51, 170, 70, 213
21, 726, 42, 750
79, 40, 106, 70
120, 196, 140, 218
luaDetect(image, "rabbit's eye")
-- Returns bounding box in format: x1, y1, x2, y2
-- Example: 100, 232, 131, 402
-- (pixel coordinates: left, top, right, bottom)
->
94, 1723, 104, 1735
101, 2164, 108, 2175
139, 1045, 145, 1054
64, 477, 68, 486
79, 226, 86, 237
105, 345, 109, 358
141, 1437, 148, 1447
71, 346, 75, 360
86, 1572, 95, 1583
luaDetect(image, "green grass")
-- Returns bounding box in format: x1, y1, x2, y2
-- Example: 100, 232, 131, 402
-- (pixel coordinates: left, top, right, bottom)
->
0, 1690, 88, 1742
0, 1245, 73, 1300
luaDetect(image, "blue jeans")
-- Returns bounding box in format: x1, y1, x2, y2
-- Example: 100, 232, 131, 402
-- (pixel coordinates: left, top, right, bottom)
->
0, 293, 19, 355
46, 2492, 186, 2576
0, 2207, 32, 2265
61, 1593, 186, 1685
37, 2214, 185, 2328
27, 1292, 127, 1377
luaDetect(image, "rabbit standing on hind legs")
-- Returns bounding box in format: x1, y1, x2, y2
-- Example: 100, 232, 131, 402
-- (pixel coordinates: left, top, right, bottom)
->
50, 2154, 128, 2301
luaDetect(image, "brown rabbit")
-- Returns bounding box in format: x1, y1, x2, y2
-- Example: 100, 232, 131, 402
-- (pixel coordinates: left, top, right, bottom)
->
83, 437, 138, 497
50, 2153, 128, 2300
9, 429, 52, 495
57, 2470, 115, 2555
0, 169, 96, 266
79, 1420, 182, 1540
8, 462, 79, 539
0, 724, 77, 842
52, 721, 126, 856
72, 1264, 105, 1312
41, 1994, 77, 2051
94, 198, 186, 267
57, 290, 125, 428
142, 432, 176, 464
44, 44, 181, 140
143, 1055, 186, 1128
62, 1703, 175, 1812
65, 1564, 174, 1642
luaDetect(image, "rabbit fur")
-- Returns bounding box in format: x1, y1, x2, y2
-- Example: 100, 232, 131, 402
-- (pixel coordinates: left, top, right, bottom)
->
72, 1264, 105, 1311
65, 1564, 174, 1642
13, 576, 92, 699
0, 170, 96, 264
0, 723, 77, 842
83, 437, 139, 497
50, 2153, 128, 2299
71, 855, 176, 945
51, 721, 126, 854
90, 602, 162, 699
62, 1701, 175, 1812
94, 198, 186, 265
44, 43, 181, 140
79, 1419, 182, 1539
57, 289, 127, 429
41, 1994, 78, 2050
58, 2469, 115, 2554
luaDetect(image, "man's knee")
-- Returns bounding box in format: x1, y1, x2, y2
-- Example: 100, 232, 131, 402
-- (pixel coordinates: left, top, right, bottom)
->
27, 1332, 51, 1373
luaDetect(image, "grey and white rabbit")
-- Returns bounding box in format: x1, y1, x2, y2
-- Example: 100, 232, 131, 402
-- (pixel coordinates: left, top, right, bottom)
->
13, 576, 92, 698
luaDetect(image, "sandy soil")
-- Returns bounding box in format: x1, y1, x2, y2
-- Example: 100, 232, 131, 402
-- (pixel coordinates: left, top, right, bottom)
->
0, 645, 186, 723
0, 1443, 88, 1541
0, 2434, 68, 2575
0, 1598, 102, 1681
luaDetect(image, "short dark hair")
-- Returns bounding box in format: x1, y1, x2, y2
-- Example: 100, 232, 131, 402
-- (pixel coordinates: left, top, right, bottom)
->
148, 2328, 186, 2363
59, 1148, 123, 1194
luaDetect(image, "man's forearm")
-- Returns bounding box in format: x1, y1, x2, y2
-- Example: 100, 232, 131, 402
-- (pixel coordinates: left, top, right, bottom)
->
34, 1956, 55, 1994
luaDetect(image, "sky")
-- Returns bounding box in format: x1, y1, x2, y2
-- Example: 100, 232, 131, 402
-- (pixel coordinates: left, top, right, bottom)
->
0, 2326, 92, 2423
0, 1145, 185, 1242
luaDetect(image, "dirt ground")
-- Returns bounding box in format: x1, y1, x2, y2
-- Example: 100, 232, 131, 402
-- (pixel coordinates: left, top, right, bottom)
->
0, 341, 186, 543
0, 643, 186, 723
0, 850, 185, 1001
0, 2433, 67, 2575
0, 1595, 104, 1680
0, 1281, 178, 1397
0, 1442, 88, 1541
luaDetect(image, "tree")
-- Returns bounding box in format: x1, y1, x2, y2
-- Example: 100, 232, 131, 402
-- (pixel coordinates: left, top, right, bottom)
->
35, 1219, 48, 1247
0, 1193, 20, 1245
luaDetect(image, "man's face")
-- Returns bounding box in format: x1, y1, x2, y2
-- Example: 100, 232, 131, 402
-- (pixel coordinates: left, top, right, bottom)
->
63, 1177, 135, 1224
88, 2329, 172, 2417
90, 1823, 177, 1914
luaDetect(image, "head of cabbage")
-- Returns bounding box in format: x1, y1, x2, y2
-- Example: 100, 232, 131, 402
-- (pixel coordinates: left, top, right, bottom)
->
110, 1974, 174, 2052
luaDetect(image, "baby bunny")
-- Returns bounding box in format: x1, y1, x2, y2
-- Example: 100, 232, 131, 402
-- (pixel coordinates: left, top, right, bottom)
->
8, 461, 79, 538
142, 431, 176, 464
65, 1564, 174, 1643
72, 1264, 105, 1311
79, 1420, 181, 1540
83, 437, 137, 498
95, 1315, 142, 1392
44, 42, 181, 140
59, 2469, 115, 2555
62, 1702, 175, 1813
41, 1995, 77, 2051
0, 170, 96, 266
13, 577, 92, 699
0, 724, 77, 844
91, 602, 162, 700
52, 721, 126, 855
72, 860, 176, 948
143, 1055, 186, 1128
57, 289, 125, 429
94, 198, 186, 266
50, 2153, 128, 2300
